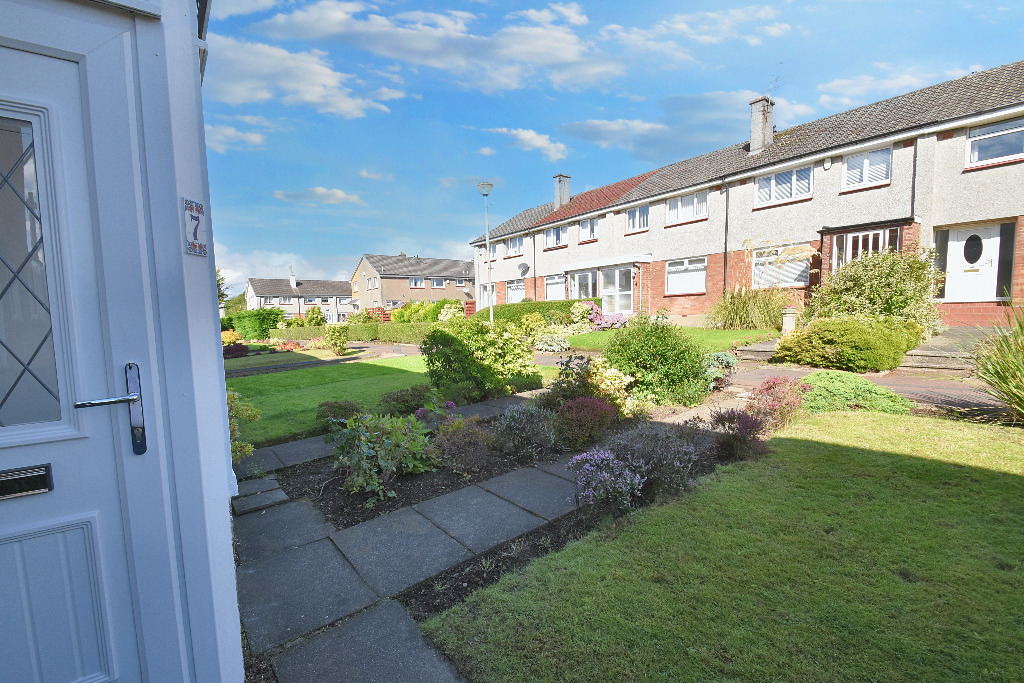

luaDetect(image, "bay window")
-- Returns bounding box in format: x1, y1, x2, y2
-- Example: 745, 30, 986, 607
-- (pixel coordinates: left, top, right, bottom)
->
832, 228, 900, 270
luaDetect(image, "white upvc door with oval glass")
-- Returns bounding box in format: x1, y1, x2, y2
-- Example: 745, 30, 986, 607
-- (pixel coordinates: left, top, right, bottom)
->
0, 9, 198, 681
945, 226, 1001, 302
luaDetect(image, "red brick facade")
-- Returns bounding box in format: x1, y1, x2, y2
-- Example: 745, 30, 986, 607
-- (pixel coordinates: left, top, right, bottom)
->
1015, 216, 1024, 301
819, 221, 918, 279
938, 302, 1021, 326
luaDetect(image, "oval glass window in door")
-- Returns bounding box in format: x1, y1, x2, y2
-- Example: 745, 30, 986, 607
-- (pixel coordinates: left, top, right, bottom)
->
963, 234, 983, 264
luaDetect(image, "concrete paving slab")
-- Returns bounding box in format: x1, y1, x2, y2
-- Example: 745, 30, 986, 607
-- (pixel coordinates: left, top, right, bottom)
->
414, 485, 545, 553
237, 540, 377, 653
272, 435, 334, 467
233, 448, 284, 479
450, 403, 502, 419
236, 475, 279, 497
272, 601, 461, 683
478, 468, 578, 521
232, 488, 289, 516
331, 507, 472, 596
234, 501, 336, 565
535, 455, 576, 482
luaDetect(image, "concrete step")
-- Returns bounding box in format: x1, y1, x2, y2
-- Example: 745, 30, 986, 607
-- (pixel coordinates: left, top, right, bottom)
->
735, 348, 775, 361
899, 354, 973, 370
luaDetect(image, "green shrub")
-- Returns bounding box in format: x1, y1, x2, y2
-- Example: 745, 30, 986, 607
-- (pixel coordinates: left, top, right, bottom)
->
774, 317, 910, 372
802, 370, 912, 414
420, 319, 534, 397
281, 316, 306, 328
227, 390, 260, 463
231, 308, 284, 339
432, 415, 494, 474
327, 414, 437, 500
267, 325, 327, 340
348, 310, 378, 324
970, 304, 1024, 420
520, 312, 546, 338
377, 383, 433, 416
706, 286, 791, 330
376, 322, 436, 345
804, 247, 945, 336
553, 397, 618, 451
603, 314, 711, 405
303, 306, 326, 326
439, 381, 485, 406
346, 322, 380, 341
534, 327, 571, 352
437, 302, 464, 323
323, 323, 348, 355
492, 404, 557, 464
471, 299, 601, 325
315, 400, 363, 431
508, 373, 544, 394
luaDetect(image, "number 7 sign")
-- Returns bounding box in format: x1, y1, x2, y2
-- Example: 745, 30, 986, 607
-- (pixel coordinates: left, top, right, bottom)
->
182, 197, 208, 257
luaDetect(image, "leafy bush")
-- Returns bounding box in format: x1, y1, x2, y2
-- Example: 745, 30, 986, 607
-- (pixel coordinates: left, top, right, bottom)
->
274, 341, 302, 351
570, 301, 593, 325
304, 306, 326, 326
491, 403, 557, 464
534, 327, 571, 352
801, 370, 912, 414
307, 335, 329, 350
439, 381, 485, 407
378, 384, 433, 416
323, 323, 348, 355
707, 286, 792, 330
745, 376, 811, 433
804, 247, 945, 336
470, 299, 601, 325
231, 308, 284, 339
508, 373, 544, 394
347, 310, 379, 324
437, 302, 464, 323
603, 421, 713, 503
432, 415, 495, 474
553, 397, 618, 450
327, 414, 437, 500
709, 408, 770, 462
420, 319, 535, 398
346, 322, 380, 341
603, 314, 711, 405
223, 342, 248, 359
227, 390, 260, 462
222, 330, 242, 346
376, 322, 436, 345
971, 304, 1024, 420
520, 312, 546, 338
281, 316, 306, 328
706, 351, 738, 391
315, 400, 364, 431
567, 448, 647, 513
774, 317, 911, 372
268, 326, 327, 340
537, 355, 595, 409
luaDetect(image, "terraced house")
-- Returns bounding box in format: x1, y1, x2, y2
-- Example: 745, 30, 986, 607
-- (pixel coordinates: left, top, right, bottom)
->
351, 253, 475, 312
245, 275, 354, 322
473, 60, 1024, 326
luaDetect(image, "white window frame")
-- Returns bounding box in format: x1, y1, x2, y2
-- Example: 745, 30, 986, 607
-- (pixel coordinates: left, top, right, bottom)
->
832, 228, 900, 271
843, 147, 892, 190
455, 279, 466, 286
303, 297, 316, 304
580, 218, 598, 242
489, 243, 499, 260
754, 165, 813, 207
665, 257, 708, 295
545, 275, 566, 301
430, 277, 445, 289
506, 278, 526, 304
626, 205, 649, 233
666, 191, 709, 224
320, 297, 329, 305
409, 277, 424, 288
545, 225, 568, 248
966, 115, 1024, 167
569, 270, 598, 299
506, 235, 524, 256
753, 243, 812, 289
279, 296, 293, 304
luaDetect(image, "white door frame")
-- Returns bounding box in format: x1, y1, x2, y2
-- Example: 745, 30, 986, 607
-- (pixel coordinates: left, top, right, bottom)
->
943, 225, 1002, 303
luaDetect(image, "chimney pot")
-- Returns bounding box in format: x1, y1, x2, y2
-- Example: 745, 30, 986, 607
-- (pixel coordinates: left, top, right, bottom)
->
553, 174, 571, 209
749, 96, 775, 155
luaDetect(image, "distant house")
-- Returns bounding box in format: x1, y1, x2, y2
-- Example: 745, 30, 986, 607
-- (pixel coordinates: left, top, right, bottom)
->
351, 253, 475, 312
472, 60, 1024, 327
245, 276, 354, 322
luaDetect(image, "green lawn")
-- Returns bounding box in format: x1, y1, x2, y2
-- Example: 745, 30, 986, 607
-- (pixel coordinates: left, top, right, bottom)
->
223, 348, 361, 371
568, 328, 776, 352
424, 412, 1024, 682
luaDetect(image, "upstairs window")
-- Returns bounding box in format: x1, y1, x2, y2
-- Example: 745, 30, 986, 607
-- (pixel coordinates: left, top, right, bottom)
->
844, 148, 892, 189
580, 218, 598, 242
430, 277, 444, 288
489, 243, 498, 260
279, 296, 293, 304
755, 165, 812, 206
968, 116, 1024, 165
626, 205, 649, 233
545, 226, 568, 248
506, 235, 524, 256
667, 191, 708, 224
409, 277, 424, 288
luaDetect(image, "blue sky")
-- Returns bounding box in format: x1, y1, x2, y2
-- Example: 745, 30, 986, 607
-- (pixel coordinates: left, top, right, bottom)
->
204, 0, 1022, 294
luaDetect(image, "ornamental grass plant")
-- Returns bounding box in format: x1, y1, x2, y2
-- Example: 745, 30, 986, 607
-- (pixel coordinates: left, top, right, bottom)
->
706, 286, 791, 330
970, 303, 1024, 420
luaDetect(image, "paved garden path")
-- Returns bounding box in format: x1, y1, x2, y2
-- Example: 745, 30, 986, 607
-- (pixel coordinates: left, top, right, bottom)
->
232, 426, 578, 682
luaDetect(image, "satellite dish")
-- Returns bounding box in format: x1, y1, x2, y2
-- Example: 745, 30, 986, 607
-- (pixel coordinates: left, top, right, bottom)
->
518, 262, 530, 276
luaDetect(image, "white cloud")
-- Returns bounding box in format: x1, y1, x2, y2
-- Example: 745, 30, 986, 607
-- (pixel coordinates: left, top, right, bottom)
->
758, 22, 791, 37
274, 187, 367, 205
557, 119, 671, 150
477, 147, 497, 156
486, 127, 568, 162
204, 33, 392, 118
662, 5, 783, 46
231, 114, 277, 129
359, 169, 393, 180
211, 0, 278, 21
204, 124, 265, 153
439, 177, 458, 188
817, 64, 936, 109
944, 64, 986, 79
214, 242, 350, 295
256, 1, 623, 92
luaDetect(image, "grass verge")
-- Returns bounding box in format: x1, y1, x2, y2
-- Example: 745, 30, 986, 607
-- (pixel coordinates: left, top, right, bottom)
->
223, 348, 358, 371
568, 328, 776, 352
423, 412, 1024, 682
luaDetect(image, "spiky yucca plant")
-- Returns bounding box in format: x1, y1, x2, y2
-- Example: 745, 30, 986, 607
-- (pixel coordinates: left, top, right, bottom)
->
971, 304, 1024, 420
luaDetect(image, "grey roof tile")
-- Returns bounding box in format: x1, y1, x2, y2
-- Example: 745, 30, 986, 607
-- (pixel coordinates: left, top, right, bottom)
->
248, 278, 352, 297
363, 254, 474, 279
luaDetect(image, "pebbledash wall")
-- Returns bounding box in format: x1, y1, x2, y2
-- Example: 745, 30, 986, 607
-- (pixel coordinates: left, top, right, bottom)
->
474, 81, 1024, 326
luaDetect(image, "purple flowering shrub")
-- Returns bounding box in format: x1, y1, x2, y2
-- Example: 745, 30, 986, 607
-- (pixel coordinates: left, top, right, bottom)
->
553, 396, 618, 450
710, 408, 770, 462
568, 448, 646, 512
579, 300, 627, 331
413, 407, 430, 420
745, 376, 812, 433
431, 415, 494, 474
603, 421, 713, 503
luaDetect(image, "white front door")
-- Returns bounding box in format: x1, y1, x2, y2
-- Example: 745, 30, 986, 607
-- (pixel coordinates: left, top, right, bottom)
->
945, 226, 1001, 302
0, 7, 200, 681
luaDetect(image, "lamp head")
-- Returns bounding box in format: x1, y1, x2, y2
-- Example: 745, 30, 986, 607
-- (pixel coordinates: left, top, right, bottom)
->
477, 181, 493, 197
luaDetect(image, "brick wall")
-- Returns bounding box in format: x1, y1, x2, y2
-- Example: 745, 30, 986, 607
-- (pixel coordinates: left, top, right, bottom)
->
1014, 216, 1024, 301
642, 252, 726, 317
939, 301, 1021, 326
495, 281, 507, 305
526, 276, 543, 301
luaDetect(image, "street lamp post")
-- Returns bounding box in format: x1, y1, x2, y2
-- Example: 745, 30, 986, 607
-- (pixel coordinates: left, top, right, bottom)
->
477, 181, 494, 324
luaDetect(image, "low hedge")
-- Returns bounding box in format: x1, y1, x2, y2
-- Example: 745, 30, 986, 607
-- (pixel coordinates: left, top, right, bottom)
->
376, 322, 436, 344
471, 299, 601, 325
267, 326, 327, 340
346, 323, 380, 341
774, 317, 917, 373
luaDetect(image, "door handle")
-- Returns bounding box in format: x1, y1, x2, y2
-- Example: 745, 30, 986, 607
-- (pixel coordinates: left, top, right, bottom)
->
73, 363, 147, 455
